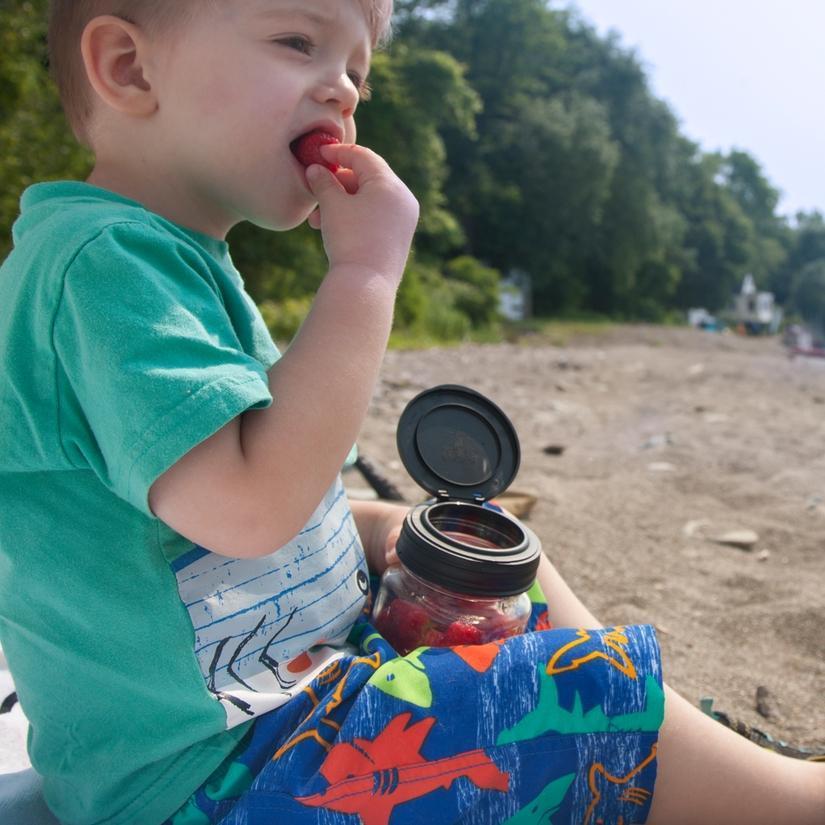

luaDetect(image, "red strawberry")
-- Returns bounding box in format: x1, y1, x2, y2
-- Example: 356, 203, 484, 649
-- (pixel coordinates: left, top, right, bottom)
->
479, 623, 521, 644
421, 627, 446, 647
442, 621, 484, 646
374, 598, 431, 654
291, 130, 341, 172
478, 614, 524, 643
386, 598, 430, 630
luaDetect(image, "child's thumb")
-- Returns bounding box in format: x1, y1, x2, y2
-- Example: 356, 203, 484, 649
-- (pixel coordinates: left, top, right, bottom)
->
384, 525, 402, 567
305, 164, 341, 201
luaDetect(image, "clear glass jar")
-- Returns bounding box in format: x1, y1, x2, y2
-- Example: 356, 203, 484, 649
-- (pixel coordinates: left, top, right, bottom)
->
371, 499, 540, 653
373, 560, 533, 655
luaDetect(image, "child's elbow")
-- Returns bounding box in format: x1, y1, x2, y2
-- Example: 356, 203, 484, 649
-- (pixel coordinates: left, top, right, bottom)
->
149, 478, 302, 560
168, 497, 309, 560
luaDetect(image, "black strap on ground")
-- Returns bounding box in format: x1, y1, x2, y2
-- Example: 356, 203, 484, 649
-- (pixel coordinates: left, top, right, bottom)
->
711, 706, 824, 760
355, 455, 405, 502
0, 691, 18, 714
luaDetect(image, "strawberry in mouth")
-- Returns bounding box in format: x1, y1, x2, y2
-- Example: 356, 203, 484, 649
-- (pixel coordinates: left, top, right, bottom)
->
291, 130, 341, 173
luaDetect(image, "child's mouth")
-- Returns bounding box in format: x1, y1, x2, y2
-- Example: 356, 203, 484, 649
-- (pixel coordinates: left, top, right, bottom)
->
290, 130, 341, 173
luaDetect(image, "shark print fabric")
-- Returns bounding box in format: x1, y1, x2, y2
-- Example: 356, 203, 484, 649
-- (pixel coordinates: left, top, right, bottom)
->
166, 585, 663, 825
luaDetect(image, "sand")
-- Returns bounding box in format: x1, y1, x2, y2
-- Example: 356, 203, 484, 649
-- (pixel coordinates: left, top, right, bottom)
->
350, 325, 825, 751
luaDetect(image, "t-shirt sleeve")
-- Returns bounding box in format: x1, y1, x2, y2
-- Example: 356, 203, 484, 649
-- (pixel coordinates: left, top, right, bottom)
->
53, 222, 274, 516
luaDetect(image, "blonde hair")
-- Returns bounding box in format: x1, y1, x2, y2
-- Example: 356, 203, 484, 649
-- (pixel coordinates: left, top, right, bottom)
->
357, 0, 394, 47
48, 0, 394, 145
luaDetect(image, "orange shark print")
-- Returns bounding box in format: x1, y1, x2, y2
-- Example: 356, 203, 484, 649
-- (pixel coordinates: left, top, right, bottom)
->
546, 628, 638, 680
452, 639, 506, 673
296, 712, 510, 825
582, 743, 657, 825
271, 652, 383, 760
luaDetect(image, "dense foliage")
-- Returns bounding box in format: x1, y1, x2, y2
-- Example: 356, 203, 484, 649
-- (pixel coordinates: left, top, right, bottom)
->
2, 0, 822, 339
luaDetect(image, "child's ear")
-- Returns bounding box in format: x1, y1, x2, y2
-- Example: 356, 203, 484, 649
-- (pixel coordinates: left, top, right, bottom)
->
80, 15, 158, 118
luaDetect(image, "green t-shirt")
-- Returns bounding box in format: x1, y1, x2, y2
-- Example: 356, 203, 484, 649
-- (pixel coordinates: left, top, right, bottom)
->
0, 183, 369, 824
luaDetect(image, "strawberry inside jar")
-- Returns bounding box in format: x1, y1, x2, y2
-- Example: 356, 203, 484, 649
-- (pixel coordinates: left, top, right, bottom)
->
372, 582, 525, 655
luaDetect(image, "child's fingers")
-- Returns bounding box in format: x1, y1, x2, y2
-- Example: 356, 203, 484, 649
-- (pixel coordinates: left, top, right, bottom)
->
384, 524, 401, 568
320, 143, 389, 182
307, 207, 321, 230
304, 164, 346, 202
334, 168, 360, 195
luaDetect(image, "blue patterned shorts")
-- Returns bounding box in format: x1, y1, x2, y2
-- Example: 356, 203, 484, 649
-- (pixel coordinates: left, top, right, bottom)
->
169, 595, 663, 825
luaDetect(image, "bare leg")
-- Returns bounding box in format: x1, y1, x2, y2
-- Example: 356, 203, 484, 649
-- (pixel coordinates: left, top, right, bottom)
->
536, 554, 825, 824
649, 687, 825, 825
536, 553, 601, 628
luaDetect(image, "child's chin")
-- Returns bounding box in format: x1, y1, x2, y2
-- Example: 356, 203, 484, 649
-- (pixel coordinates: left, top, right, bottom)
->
249, 207, 314, 232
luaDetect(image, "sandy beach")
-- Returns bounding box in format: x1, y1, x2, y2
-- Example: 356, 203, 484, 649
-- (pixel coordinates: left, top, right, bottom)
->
350, 325, 825, 751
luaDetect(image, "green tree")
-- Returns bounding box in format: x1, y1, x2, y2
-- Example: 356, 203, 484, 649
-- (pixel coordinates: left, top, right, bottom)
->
563, 21, 688, 317
355, 45, 481, 257
717, 149, 790, 294
478, 92, 619, 312
670, 153, 751, 311
395, 0, 795, 320
775, 212, 825, 306
406, 0, 621, 312
792, 258, 825, 334
0, 0, 90, 258
443, 255, 501, 326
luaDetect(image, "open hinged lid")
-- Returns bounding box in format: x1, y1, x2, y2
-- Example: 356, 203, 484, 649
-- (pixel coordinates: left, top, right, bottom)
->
396, 384, 520, 503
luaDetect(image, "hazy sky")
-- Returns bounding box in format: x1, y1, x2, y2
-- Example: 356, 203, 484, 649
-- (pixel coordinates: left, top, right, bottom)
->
567, 0, 825, 218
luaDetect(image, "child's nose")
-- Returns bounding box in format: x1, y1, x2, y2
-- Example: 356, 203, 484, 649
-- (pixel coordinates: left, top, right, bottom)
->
313, 73, 360, 118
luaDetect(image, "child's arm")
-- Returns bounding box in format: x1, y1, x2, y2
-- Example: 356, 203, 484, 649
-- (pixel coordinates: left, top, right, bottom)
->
149, 145, 418, 558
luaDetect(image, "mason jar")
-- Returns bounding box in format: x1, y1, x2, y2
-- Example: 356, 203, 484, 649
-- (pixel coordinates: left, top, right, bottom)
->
372, 499, 540, 654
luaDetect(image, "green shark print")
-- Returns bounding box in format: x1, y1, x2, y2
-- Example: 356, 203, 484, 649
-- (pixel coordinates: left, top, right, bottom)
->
367, 647, 433, 708
498, 669, 664, 744
502, 773, 575, 825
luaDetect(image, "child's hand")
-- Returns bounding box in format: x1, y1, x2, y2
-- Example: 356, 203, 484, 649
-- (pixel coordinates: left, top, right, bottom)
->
350, 500, 409, 576
369, 502, 406, 575
381, 519, 403, 571
304, 144, 419, 286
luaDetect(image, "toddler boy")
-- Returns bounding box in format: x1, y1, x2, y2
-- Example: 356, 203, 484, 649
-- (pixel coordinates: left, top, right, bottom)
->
0, 1, 417, 822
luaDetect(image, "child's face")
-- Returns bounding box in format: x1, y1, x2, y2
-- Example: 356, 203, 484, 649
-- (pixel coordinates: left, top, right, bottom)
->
150, 0, 372, 236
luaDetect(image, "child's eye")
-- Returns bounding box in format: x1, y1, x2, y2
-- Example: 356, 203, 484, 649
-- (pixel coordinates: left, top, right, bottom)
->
275, 35, 314, 55
348, 72, 372, 102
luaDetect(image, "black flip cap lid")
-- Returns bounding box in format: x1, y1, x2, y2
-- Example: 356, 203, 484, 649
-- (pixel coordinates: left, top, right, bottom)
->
396, 385, 520, 502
